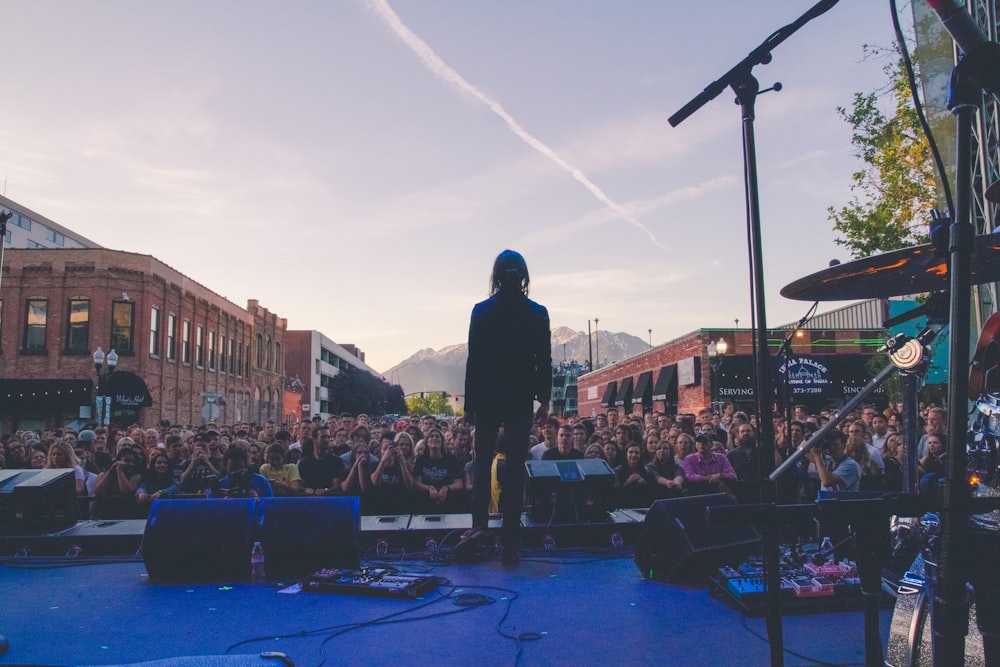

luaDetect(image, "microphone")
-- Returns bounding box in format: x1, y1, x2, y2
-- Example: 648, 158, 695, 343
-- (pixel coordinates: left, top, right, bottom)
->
925, 0, 987, 54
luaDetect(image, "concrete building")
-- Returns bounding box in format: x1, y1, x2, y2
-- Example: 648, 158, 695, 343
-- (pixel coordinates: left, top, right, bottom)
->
0, 248, 286, 432
284, 330, 383, 421
1, 194, 101, 250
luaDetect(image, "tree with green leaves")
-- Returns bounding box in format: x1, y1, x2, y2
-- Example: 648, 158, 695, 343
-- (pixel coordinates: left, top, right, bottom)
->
327, 365, 407, 417
405, 392, 456, 417
828, 58, 937, 258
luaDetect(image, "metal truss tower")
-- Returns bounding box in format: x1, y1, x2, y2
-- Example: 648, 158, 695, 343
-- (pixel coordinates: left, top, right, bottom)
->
966, 0, 1000, 326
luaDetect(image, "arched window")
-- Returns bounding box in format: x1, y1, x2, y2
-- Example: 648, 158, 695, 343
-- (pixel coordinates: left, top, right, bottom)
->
274, 342, 282, 373
256, 334, 264, 368
266, 336, 273, 371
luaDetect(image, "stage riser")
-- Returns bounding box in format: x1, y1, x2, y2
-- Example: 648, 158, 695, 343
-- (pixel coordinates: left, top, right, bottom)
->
1, 511, 649, 557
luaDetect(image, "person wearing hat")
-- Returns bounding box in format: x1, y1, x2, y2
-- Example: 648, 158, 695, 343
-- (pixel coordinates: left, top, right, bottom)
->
682, 433, 737, 495
76, 429, 105, 474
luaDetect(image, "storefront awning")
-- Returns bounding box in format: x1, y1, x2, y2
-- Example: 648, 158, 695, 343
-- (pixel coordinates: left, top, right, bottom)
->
651, 365, 677, 402
106, 371, 154, 409
614, 376, 633, 408
600, 381, 617, 408
631, 370, 653, 408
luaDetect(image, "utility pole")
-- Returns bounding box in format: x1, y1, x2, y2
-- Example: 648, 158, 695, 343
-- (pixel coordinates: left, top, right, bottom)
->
594, 318, 600, 369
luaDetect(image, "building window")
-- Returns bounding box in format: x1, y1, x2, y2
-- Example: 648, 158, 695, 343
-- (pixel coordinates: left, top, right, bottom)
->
26, 240, 44, 249
65, 299, 90, 354
23, 299, 48, 353
196, 325, 204, 367
149, 307, 161, 356
3, 229, 10, 244
275, 342, 281, 373
13, 214, 31, 230
208, 330, 216, 370
266, 336, 273, 371
43, 228, 65, 246
182, 320, 191, 364
237, 342, 244, 377
228, 338, 236, 374
220, 335, 227, 373
166, 314, 176, 361
256, 334, 264, 368
110, 300, 135, 355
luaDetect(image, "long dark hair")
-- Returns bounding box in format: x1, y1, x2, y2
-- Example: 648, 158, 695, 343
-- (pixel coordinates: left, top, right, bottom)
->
143, 452, 175, 493
489, 249, 530, 297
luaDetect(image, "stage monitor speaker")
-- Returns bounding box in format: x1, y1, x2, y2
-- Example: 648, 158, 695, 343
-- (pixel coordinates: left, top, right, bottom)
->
525, 459, 616, 522
142, 498, 256, 583
257, 496, 361, 578
634, 493, 760, 582
0, 469, 76, 534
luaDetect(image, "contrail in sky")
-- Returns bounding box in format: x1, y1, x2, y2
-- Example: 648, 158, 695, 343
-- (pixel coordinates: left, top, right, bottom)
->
365, 0, 665, 248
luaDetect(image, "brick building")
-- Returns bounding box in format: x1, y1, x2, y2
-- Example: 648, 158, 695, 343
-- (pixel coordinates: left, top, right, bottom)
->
0, 248, 287, 433
577, 326, 887, 419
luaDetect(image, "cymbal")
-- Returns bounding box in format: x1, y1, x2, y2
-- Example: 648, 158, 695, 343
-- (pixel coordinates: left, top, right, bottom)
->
781, 234, 1000, 301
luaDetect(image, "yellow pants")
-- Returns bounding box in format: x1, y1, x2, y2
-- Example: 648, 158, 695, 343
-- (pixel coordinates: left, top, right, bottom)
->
490, 452, 506, 514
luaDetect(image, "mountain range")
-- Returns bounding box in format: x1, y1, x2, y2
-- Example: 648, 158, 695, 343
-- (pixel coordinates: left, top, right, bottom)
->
384, 326, 649, 397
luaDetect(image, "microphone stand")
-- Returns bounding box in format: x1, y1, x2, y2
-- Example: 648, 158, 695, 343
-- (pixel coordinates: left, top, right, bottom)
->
771, 326, 939, 482
669, 3, 839, 664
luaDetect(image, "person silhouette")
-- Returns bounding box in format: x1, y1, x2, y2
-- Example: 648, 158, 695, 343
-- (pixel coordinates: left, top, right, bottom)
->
462, 250, 551, 565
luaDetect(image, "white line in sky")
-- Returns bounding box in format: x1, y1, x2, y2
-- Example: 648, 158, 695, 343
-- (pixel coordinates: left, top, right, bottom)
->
365, 0, 665, 248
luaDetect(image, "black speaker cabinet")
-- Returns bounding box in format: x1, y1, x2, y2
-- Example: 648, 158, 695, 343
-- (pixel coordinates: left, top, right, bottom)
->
525, 459, 616, 522
634, 493, 760, 582
142, 498, 257, 583
0, 469, 76, 534
257, 496, 361, 578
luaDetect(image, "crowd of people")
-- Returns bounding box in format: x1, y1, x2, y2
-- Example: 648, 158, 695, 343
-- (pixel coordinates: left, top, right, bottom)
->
0, 400, 950, 520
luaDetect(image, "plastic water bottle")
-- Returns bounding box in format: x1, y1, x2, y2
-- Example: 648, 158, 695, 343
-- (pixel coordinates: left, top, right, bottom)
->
251, 541, 266, 583
819, 536, 834, 564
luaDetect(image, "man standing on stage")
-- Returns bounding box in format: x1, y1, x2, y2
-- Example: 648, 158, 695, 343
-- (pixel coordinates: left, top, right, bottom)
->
462, 250, 551, 565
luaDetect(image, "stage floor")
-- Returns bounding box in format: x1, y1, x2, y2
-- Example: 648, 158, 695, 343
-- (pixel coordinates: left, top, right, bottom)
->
1, 549, 891, 667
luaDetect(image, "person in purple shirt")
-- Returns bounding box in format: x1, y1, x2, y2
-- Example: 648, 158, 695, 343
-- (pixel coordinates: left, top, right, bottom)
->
682, 433, 737, 495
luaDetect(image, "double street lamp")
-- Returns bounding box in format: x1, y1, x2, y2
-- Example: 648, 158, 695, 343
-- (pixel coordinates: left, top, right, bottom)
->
93, 346, 118, 426
707, 338, 727, 409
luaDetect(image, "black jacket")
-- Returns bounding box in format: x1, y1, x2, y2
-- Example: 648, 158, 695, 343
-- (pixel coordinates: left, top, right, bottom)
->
464, 292, 551, 415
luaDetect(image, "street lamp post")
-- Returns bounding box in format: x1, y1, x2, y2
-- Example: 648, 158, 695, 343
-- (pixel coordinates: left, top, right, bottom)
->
93, 346, 118, 426
707, 338, 727, 410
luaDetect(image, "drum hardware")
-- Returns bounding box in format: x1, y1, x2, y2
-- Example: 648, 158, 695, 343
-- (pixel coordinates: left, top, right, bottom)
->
779, 233, 1000, 302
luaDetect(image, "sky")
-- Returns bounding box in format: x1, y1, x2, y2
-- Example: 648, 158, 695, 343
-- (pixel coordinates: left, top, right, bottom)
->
0, 1, 907, 374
